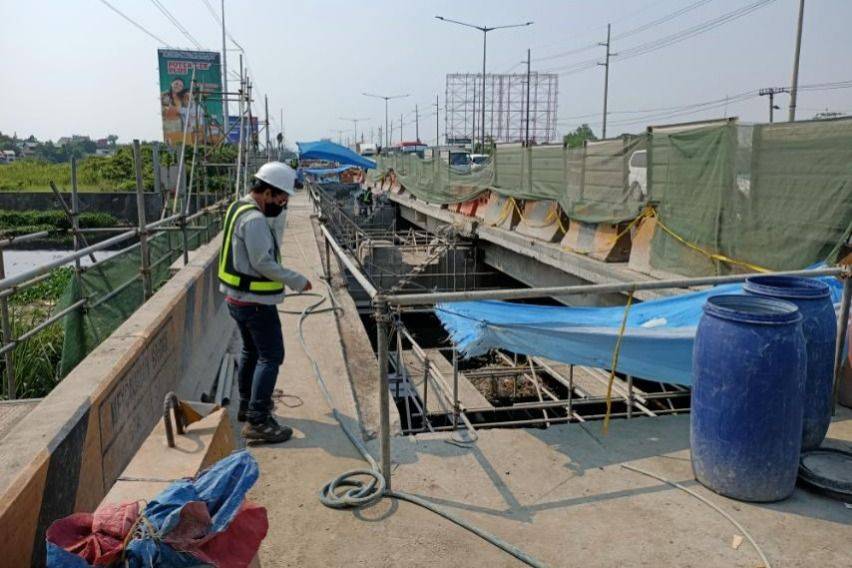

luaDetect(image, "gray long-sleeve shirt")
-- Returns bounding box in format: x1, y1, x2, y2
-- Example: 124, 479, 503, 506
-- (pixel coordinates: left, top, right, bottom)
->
219, 195, 308, 305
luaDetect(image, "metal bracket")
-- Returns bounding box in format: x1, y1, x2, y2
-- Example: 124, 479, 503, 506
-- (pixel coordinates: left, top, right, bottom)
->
163, 391, 186, 448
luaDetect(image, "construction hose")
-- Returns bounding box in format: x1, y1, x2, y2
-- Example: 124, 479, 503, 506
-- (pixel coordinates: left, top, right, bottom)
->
279, 281, 547, 568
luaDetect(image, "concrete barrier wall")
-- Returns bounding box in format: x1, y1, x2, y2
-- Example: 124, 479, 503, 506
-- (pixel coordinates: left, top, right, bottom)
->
0, 236, 232, 567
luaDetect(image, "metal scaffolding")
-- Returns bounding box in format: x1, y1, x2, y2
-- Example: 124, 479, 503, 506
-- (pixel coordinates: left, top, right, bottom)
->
445, 72, 559, 145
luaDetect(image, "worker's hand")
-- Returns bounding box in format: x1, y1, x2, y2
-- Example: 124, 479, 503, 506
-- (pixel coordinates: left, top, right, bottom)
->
302, 280, 313, 292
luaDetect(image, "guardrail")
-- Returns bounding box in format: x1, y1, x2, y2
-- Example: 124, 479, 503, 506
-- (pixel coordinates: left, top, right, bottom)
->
0, 141, 229, 400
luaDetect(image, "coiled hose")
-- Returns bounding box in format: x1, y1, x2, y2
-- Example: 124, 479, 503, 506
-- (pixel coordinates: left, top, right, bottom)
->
279, 286, 548, 568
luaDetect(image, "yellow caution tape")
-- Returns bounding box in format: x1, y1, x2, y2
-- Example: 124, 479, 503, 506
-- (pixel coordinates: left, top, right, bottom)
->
649, 210, 770, 273
603, 290, 634, 435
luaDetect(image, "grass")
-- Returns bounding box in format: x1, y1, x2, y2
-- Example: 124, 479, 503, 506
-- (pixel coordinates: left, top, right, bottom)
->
0, 209, 119, 238
0, 308, 64, 399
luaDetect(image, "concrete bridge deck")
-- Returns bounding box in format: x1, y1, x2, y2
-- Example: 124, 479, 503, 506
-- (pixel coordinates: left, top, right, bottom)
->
247, 192, 852, 567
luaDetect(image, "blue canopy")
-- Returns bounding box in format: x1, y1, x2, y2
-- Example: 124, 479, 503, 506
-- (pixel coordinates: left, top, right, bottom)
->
301, 164, 358, 177
297, 140, 376, 170
436, 278, 843, 386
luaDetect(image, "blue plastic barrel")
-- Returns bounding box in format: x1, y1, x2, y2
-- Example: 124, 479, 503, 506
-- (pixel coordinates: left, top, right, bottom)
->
744, 276, 836, 450
692, 295, 805, 502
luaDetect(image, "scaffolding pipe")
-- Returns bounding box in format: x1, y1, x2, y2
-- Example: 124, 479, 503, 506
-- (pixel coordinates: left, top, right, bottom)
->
375, 299, 392, 490
384, 266, 846, 306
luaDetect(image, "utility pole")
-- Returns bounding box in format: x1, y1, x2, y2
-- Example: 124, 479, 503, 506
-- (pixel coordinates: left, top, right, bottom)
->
339, 117, 368, 147
415, 105, 419, 142
221, 0, 228, 134
363, 93, 409, 148
378, 126, 382, 148
525, 48, 531, 146
264, 94, 271, 161
400, 113, 404, 145
788, 0, 805, 122
433, 94, 440, 146
598, 23, 617, 139
759, 87, 789, 123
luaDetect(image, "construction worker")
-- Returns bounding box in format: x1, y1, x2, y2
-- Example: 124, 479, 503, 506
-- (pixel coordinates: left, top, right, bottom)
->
218, 161, 312, 444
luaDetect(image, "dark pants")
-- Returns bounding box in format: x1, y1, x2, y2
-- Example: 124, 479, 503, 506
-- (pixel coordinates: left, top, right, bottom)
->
227, 303, 284, 424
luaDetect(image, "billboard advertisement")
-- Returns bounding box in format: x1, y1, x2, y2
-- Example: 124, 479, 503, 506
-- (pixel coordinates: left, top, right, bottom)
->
158, 49, 224, 146
227, 116, 259, 144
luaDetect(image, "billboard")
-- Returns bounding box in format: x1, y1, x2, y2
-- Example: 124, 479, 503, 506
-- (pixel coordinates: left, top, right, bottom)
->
158, 49, 224, 146
227, 115, 259, 144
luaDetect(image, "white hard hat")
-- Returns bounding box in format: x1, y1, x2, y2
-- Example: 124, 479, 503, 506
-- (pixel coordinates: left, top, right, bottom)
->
254, 161, 297, 196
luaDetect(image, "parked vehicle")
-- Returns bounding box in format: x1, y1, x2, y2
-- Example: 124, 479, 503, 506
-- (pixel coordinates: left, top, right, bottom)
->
628, 149, 647, 200
470, 153, 490, 171
357, 142, 377, 157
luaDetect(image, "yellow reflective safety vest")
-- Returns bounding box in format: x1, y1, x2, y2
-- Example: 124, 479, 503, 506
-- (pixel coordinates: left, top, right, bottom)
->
218, 201, 285, 295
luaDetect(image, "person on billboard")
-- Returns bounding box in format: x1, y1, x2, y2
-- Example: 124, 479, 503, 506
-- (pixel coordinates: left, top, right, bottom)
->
162, 78, 190, 144
218, 161, 312, 444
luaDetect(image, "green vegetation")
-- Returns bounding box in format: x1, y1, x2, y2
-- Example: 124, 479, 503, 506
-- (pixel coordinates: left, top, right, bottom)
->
0, 143, 238, 193
1, 310, 64, 399
8, 268, 73, 307
0, 209, 119, 238
563, 124, 598, 148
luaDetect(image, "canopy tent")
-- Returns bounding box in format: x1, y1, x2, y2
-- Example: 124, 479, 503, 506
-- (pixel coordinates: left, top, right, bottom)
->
297, 140, 377, 170
301, 164, 358, 177
436, 278, 843, 387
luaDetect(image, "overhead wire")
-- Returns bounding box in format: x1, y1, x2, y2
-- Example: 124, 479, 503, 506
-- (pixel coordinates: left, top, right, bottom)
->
542, 0, 777, 76
533, 0, 713, 64
148, 0, 204, 49
97, 0, 172, 46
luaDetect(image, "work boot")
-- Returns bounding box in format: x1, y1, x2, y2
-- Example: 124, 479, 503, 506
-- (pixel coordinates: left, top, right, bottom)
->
242, 415, 293, 445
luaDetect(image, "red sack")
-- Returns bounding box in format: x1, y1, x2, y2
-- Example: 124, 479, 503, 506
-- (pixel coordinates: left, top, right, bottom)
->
46, 501, 139, 566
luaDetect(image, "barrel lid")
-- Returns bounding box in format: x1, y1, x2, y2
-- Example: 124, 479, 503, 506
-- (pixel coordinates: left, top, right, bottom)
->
744, 275, 831, 300
798, 448, 852, 501
704, 295, 802, 325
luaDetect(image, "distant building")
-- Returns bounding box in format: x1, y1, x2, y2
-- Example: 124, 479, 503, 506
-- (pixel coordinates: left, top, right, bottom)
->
0, 150, 17, 164
58, 135, 91, 146
95, 148, 116, 157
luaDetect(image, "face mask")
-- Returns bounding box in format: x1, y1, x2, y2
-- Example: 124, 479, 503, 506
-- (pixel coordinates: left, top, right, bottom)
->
264, 202, 286, 218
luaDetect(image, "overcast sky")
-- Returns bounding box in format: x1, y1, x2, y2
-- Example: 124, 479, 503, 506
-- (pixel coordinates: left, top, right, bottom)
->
2, 0, 851, 146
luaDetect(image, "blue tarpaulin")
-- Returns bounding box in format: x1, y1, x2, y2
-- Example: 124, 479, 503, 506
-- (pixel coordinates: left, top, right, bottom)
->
436, 278, 843, 386
297, 140, 376, 170
301, 164, 358, 176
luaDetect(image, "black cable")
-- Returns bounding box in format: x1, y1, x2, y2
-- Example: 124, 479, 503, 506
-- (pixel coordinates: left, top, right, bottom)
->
149, 0, 204, 49
98, 0, 171, 46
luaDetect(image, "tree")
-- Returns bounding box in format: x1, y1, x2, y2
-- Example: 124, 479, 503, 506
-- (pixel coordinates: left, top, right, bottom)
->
563, 124, 597, 149
107, 134, 119, 146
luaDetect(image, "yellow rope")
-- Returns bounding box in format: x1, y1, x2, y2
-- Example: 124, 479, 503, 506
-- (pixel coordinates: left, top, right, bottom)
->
603, 291, 634, 435
649, 210, 770, 273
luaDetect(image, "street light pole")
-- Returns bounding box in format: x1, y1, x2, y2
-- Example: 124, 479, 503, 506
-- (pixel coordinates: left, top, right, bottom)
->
363, 93, 409, 150
339, 117, 369, 148
435, 16, 533, 149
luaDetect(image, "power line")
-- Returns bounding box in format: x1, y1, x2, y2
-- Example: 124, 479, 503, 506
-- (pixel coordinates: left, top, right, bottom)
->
558, 79, 852, 130
616, 0, 777, 61
149, 0, 204, 49
534, 0, 713, 64
98, 0, 171, 45
544, 0, 777, 76
613, 0, 715, 41
198, 0, 244, 50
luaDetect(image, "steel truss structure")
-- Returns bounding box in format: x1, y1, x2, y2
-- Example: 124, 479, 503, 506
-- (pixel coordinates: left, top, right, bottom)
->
445, 72, 559, 145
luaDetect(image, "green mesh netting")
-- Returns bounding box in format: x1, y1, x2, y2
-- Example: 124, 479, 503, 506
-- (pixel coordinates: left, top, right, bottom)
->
372, 140, 646, 223
57, 213, 222, 376
648, 118, 852, 275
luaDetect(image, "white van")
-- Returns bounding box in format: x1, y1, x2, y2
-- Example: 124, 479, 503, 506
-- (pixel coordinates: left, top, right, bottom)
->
628, 149, 647, 200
